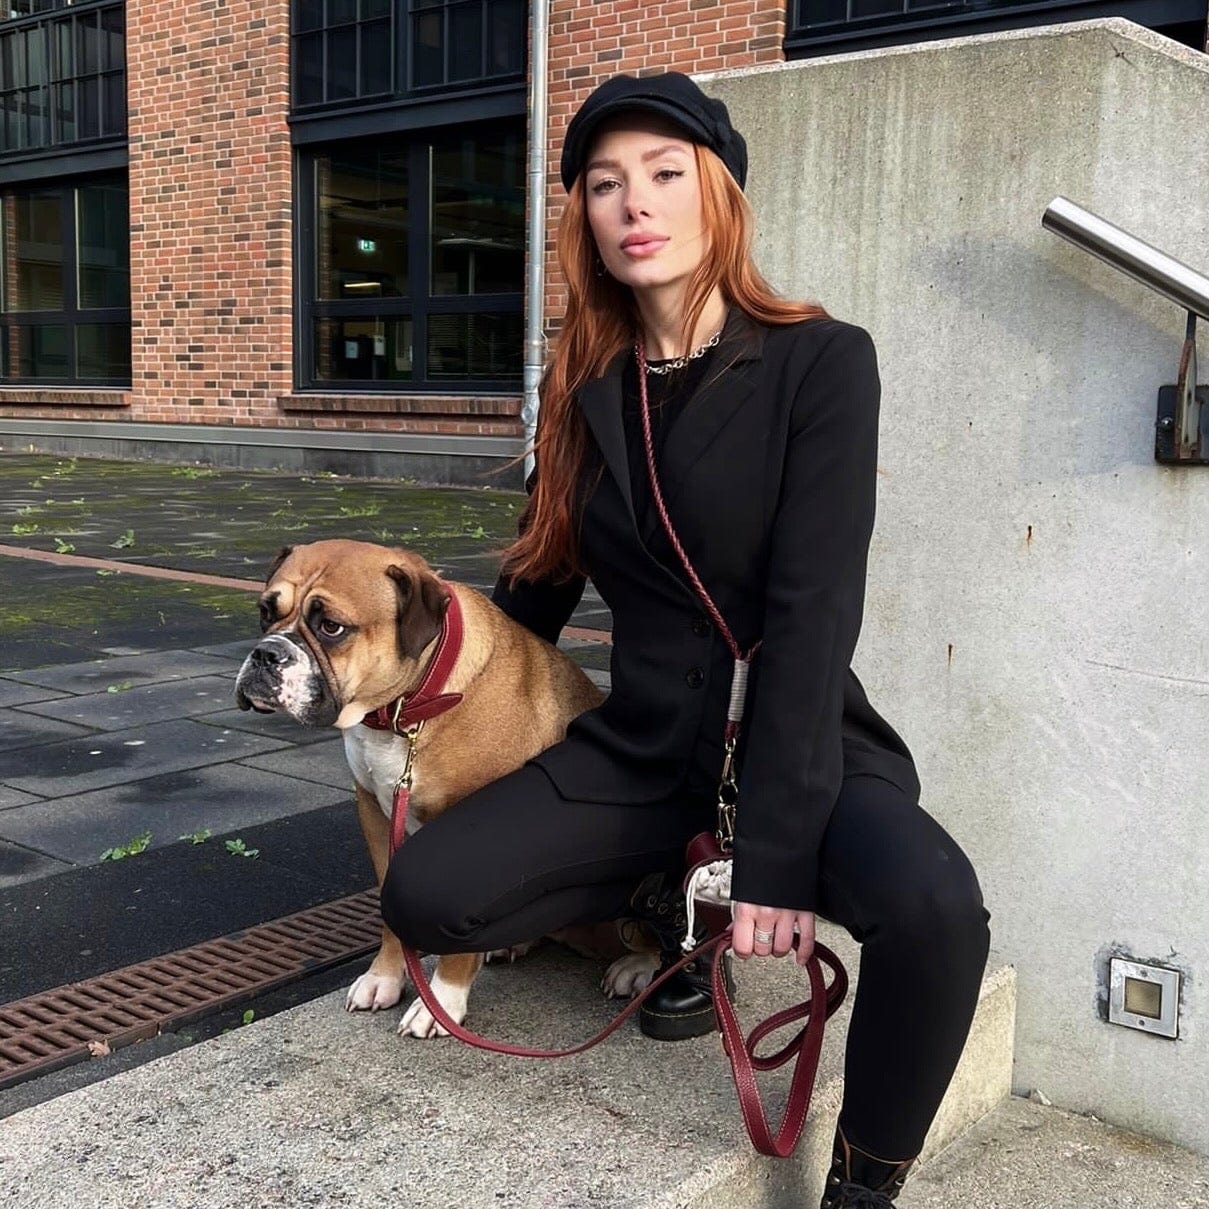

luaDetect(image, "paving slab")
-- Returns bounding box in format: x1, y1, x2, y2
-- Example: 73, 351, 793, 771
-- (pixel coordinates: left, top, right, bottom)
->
0, 708, 96, 752
0, 840, 72, 889
0, 454, 525, 582
898, 1094, 1209, 1208
563, 642, 612, 672
188, 639, 256, 661
5, 650, 242, 695
238, 740, 353, 792
0, 786, 41, 812
0, 801, 372, 1002
0, 762, 352, 867
15, 675, 238, 732
192, 706, 342, 747
0, 680, 68, 709
0, 557, 256, 673
0, 718, 290, 798
574, 606, 616, 630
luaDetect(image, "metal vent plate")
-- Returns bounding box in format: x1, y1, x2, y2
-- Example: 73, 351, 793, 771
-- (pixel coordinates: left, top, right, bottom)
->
0, 889, 380, 1091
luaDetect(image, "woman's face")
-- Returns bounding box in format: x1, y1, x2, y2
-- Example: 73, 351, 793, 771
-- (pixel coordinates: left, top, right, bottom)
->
582, 117, 708, 297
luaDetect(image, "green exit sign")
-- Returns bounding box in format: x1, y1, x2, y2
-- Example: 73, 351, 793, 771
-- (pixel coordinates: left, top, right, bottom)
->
356, 239, 377, 254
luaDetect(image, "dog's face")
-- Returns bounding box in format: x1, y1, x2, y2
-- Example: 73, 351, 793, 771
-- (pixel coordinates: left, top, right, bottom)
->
234, 539, 450, 729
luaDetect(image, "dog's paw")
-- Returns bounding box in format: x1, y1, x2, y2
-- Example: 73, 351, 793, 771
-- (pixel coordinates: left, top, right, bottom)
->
601, 951, 660, 999
397, 971, 470, 1040
345, 970, 405, 1013
484, 940, 537, 964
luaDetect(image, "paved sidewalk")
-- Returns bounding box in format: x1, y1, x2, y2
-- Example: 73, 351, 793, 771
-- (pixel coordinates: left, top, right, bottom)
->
4, 453, 1207, 1204
0, 452, 611, 1091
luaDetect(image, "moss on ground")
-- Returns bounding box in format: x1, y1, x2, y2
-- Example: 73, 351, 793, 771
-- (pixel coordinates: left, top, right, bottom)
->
0, 453, 525, 578
0, 559, 257, 672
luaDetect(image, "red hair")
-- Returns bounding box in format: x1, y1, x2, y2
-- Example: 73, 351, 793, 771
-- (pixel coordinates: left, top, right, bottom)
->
501, 144, 827, 585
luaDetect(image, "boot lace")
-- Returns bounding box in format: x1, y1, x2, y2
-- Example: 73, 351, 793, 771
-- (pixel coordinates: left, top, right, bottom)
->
833, 1182, 898, 1208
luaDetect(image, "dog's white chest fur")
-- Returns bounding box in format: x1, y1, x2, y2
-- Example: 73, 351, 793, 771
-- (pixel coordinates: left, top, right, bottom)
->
343, 727, 425, 836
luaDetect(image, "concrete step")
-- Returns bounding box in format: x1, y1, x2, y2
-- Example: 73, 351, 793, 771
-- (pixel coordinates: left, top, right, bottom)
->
899, 1094, 1209, 1208
0, 922, 1014, 1208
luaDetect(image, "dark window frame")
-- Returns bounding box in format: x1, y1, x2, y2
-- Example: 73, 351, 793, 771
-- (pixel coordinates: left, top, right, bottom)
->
408, 0, 527, 93
0, 0, 126, 161
290, 0, 526, 116
295, 117, 525, 394
0, 173, 131, 386
785, 0, 1207, 54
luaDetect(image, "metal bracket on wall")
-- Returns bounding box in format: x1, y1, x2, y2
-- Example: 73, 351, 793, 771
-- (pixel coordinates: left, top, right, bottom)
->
1156, 312, 1208, 464
1042, 198, 1209, 467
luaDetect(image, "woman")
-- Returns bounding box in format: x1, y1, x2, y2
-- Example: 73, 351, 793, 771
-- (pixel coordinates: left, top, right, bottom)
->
382, 71, 991, 1208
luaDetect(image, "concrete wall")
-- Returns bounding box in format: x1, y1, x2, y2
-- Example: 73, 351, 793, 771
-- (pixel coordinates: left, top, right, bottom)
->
705, 20, 1209, 1154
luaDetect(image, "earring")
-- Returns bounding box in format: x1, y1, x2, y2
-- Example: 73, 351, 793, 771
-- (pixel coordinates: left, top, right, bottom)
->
594, 256, 608, 278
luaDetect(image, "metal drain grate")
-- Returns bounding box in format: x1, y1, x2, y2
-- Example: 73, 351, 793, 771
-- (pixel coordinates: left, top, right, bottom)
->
0, 889, 381, 1092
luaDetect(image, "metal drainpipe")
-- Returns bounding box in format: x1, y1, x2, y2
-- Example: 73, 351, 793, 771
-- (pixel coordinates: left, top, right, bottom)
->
522, 0, 551, 483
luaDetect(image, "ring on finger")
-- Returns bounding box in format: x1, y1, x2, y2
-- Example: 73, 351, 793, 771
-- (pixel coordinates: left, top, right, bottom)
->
752, 927, 774, 945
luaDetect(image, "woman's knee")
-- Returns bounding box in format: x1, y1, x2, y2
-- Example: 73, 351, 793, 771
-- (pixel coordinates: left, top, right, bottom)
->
886, 858, 990, 958
380, 848, 481, 953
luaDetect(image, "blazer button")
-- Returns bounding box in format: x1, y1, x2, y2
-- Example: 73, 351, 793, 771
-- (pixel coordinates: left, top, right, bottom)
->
685, 667, 705, 689
692, 617, 711, 638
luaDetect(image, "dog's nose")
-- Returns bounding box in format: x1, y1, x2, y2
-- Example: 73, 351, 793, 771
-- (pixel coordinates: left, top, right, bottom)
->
250, 643, 288, 667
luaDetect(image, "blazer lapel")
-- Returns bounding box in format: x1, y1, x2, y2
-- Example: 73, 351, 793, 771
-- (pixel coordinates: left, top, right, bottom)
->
640, 311, 766, 542
577, 349, 634, 521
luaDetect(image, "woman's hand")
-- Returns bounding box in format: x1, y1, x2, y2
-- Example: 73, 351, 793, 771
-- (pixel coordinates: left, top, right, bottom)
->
732, 900, 815, 967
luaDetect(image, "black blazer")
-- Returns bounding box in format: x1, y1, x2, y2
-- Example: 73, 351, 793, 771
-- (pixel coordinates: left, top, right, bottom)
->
493, 309, 920, 912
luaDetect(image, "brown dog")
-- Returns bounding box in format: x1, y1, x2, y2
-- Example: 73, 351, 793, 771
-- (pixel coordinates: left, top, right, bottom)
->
234, 538, 635, 1037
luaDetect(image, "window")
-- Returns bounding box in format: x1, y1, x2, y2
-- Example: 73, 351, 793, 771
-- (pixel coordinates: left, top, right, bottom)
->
0, 176, 131, 384
0, 1, 126, 157
786, 0, 1208, 53
291, 0, 526, 111
299, 122, 523, 390
410, 0, 525, 90
293, 0, 392, 108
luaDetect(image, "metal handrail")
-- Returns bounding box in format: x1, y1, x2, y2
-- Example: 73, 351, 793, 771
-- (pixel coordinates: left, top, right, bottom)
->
1043, 197, 1209, 322
1043, 197, 1207, 463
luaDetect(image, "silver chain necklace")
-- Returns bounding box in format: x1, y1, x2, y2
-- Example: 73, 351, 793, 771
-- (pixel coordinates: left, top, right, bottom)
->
641, 327, 723, 375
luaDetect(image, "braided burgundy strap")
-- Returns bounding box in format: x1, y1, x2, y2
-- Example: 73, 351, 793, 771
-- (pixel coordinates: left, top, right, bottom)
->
636, 338, 759, 673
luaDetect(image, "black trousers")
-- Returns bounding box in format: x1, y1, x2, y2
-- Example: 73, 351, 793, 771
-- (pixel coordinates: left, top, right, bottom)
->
381, 765, 990, 1161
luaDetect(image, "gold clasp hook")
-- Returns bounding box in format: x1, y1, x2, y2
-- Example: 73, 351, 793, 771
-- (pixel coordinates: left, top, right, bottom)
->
392, 721, 424, 795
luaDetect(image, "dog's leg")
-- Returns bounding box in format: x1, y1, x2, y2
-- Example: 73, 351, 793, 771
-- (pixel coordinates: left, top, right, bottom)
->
345, 783, 408, 1013
398, 951, 483, 1039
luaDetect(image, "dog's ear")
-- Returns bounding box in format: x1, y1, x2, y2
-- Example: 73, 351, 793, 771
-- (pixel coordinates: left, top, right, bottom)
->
265, 546, 294, 584
386, 565, 450, 660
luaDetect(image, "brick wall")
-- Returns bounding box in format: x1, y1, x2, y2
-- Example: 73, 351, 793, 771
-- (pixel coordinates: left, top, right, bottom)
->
543, 0, 786, 326
1, 2, 781, 437
125, 0, 294, 427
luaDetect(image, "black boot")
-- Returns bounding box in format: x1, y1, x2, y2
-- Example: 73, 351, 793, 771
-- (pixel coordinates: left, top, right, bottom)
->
819, 1125, 916, 1208
627, 872, 735, 1042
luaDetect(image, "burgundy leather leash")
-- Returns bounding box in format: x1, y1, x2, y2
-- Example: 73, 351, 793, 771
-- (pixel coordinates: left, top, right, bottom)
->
376, 341, 850, 1159
380, 667, 849, 1156
399, 928, 847, 1158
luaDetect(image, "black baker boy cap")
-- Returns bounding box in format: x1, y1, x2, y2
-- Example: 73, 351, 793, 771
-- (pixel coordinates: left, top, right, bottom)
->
560, 71, 748, 193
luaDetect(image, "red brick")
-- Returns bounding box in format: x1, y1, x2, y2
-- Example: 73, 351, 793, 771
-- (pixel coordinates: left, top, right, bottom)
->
5, 1, 784, 437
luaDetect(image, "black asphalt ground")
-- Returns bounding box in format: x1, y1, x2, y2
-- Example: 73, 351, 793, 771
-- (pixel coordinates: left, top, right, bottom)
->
0, 452, 612, 1112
